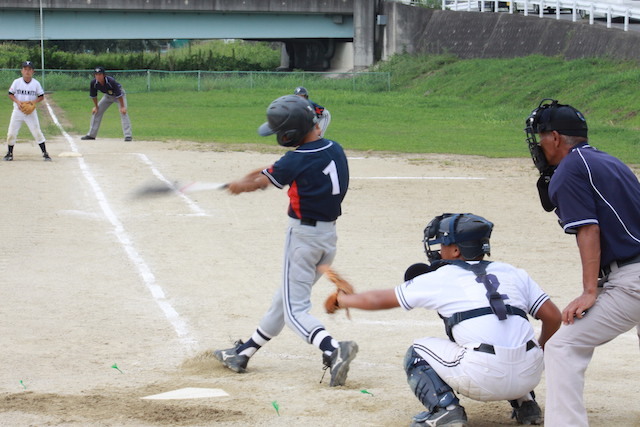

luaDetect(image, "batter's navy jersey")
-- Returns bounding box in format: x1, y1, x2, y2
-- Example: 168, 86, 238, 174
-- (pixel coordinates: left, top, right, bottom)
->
89, 76, 123, 98
262, 138, 349, 222
549, 142, 640, 267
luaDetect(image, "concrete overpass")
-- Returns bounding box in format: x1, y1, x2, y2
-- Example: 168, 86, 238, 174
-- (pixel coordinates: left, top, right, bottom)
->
0, 0, 382, 71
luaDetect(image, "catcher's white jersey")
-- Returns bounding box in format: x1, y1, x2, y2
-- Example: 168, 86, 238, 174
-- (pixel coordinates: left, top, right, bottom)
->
9, 77, 44, 110
395, 261, 549, 347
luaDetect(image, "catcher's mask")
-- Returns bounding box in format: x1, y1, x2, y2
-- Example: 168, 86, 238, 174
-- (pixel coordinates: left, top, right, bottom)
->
423, 213, 493, 263
525, 99, 588, 174
258, 95, 317, 147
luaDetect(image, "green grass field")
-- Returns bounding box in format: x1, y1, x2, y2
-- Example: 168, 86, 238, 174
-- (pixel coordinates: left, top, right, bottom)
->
1, 54, 639, 165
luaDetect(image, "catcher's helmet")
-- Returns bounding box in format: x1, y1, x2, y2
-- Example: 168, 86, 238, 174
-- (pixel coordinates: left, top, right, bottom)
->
423, 213, 493, 262
258, 95, 317, 147
21, 61, 34, 69
525, 99, 588, 174
293, 86, 309, 98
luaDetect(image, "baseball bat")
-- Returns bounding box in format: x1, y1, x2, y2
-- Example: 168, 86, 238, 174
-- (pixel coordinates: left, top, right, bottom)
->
132, 181, 228, 198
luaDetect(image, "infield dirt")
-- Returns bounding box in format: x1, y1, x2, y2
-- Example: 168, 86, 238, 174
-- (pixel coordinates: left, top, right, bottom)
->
0, 137, 637, 426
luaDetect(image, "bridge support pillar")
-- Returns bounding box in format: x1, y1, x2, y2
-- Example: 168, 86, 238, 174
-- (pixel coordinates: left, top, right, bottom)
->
354, 0, 376, 70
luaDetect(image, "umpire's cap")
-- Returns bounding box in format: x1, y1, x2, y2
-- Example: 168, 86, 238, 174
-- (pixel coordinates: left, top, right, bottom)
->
533, 100, 588, 137
94, 66, 106, 74
293, 86, 309, 98
258, 95, 316, 147
21, 61, 34, 69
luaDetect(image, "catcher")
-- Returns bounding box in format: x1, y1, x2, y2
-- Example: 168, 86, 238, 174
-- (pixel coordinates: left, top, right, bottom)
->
327, 213, 562, 427
4, 61, 51, 161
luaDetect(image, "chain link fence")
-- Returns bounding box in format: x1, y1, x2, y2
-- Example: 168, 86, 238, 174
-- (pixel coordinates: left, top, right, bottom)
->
0, 69, 392, 93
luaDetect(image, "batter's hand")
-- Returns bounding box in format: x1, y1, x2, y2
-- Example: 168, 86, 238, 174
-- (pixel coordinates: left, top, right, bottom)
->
562, 292, 597, 324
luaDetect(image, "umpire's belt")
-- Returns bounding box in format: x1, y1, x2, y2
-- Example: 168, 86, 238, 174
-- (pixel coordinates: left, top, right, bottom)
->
474, 340, 537, 355
601, 253, 640, 276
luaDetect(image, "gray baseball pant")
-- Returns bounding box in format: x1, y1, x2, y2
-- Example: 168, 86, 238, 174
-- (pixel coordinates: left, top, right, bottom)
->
544, 261, 640, 426
87, 91, 132, 139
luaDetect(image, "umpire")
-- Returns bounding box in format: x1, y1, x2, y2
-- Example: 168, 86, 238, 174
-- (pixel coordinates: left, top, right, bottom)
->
524, 99, 640, 426
81, 66, 132, 141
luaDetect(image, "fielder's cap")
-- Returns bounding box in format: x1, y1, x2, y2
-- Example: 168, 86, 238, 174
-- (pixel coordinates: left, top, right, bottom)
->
536, 102, 588, 137
94, 66, 106, 74
293, 86, 309, 97
21, 61, 34, 69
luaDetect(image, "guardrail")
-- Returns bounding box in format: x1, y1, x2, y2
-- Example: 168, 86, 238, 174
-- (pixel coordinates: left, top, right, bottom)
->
398, 0, 640, 31
442, 0, 640, 30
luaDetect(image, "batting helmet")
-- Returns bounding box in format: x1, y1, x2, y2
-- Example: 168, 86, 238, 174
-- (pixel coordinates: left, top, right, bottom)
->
525, 99, 588, 174
258, 95, 317, 147
293, 86, 309, 98
423, 213, 493, 262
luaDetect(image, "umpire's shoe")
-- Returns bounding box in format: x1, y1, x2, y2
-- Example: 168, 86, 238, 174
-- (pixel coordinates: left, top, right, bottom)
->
411, 405, 468, 427
213, 340, 249, 373
511, 400, 542, 425
323, 341, 358, 387
3, 152, 13, 161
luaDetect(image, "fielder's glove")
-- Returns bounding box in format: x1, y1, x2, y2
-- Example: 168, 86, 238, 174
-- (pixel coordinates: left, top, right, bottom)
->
323, 267, 354, 318
19, 101, 36, 115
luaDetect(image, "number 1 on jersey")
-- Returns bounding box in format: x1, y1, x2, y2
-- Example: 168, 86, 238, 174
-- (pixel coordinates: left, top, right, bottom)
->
323, 160, 340, 195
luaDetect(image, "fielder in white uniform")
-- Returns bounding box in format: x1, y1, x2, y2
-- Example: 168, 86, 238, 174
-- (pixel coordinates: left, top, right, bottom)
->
334, 213, 561, 427
4, 61, 50, 161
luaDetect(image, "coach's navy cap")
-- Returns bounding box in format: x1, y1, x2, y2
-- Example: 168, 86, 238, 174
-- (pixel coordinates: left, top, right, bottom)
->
536, 104, 588, 137
94, 66, 106, 74
21, 61, 34, 69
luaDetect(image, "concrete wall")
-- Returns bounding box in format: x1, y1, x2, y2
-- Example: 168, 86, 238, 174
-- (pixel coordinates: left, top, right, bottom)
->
381, 2, 640, 62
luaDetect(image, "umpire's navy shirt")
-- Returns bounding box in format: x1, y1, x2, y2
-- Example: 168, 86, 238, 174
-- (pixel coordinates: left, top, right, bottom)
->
549, 141, 640, 267
89, 76, 123, 98
262, 138, 349, 222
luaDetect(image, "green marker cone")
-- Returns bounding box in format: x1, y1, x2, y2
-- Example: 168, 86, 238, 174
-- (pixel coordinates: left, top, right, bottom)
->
271, 400, 280, 416
111, 363, 123, 374
360, 389, 374, 396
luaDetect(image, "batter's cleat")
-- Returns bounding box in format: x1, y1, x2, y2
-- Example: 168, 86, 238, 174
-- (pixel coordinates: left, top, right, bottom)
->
411, 405, 468, 427
80, 135, 95, 140
124, 136, 132, 141
3, 152, 13, 161
511, 400, 542, 425
43, 152, 51, 161
213, 340, 249, 373
323, 341, 358, 387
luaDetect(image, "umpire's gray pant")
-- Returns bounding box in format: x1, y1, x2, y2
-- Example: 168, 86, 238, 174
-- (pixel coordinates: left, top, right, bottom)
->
87, 91, 132, 139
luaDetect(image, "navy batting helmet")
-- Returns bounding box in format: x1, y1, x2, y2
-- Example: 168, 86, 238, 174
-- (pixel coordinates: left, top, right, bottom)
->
258, 95, 317, 147
293, 86, 309, 98
423, 213, 493, 262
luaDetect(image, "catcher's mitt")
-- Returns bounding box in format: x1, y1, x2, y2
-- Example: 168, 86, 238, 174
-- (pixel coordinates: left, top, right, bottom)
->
321, 267, 354, 318
19, 101, 36, 115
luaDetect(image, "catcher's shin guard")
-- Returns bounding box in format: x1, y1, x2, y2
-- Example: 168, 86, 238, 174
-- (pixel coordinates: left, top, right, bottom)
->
404, 346, 459, 412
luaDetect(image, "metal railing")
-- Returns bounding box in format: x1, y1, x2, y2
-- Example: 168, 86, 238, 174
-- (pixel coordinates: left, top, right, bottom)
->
399, 0, 640, 31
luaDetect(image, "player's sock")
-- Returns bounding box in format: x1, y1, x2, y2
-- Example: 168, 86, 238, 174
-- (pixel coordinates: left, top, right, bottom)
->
7, 145, 14, 154
38, 142, 47, 153
310, 328, 338, 357
237, 327, 271, 357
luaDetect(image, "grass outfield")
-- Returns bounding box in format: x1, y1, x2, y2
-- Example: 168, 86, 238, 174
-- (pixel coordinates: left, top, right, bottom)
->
1, 54, 639, 165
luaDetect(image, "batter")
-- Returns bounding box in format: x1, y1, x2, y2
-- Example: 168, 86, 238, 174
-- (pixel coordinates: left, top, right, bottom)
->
213, 94, 358, 387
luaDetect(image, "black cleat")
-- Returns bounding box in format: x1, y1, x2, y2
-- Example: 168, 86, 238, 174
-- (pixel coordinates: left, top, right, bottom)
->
80, 135, 95, 140
43, 152, 52, 161
213, 340, 249, 373
3, 152, 13, 161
